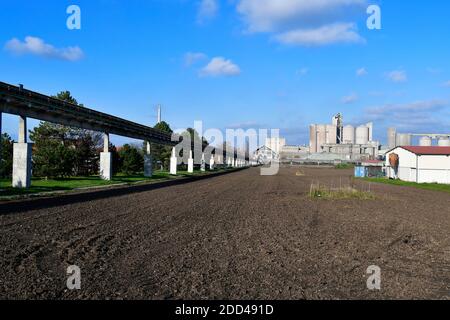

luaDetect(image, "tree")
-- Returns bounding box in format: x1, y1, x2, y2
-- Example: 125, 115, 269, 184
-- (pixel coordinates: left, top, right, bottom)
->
151, 121, 173, 170
0, 133, 14, 178
118, 144, 143, 175
29, 122, 76, 178
109, 143, 121, 175
30, 91, 103, 178
69, 128, 102, 176
54, 91, 79, 105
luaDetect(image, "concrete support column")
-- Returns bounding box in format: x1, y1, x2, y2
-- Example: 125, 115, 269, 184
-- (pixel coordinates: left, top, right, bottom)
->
144, 141, 153, 177
170, 147, 177, 175
188, 150, 194, 173
18, 115, 27, 143
13, 116, 32, 188
210, 155, 215, 170
100, 133, 112, 180
200, 153, 206, 172
233, 158, 237, 168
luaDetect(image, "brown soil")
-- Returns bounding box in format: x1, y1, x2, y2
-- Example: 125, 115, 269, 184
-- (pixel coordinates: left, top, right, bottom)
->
0, 167, 449, 299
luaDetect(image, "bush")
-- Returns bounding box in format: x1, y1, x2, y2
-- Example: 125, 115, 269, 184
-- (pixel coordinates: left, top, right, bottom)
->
309, 183, 375, 200
335, 163, 354, 170
32, 139, 76, 178
118, 144, 144, 175
0, 133, 14, 178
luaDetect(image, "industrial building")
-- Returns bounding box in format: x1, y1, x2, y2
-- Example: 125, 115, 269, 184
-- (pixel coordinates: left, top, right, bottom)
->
385, 146, 450, 184
279, 145, 310, 160
309, 114, 379, 161
255, 137, 309, 162
387, 128, 450, 149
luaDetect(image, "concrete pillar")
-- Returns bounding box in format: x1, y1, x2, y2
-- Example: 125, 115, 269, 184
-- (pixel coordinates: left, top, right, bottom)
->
200, 153, 206, 172
144, 141, 153, 177
18, 115, 27, 143
100, 133, 112, 180
210, 155, 215, 170
233, 158, 237, 168
12, 116, 32, 188
188, 150, 194, 173
170, 147, 177, 175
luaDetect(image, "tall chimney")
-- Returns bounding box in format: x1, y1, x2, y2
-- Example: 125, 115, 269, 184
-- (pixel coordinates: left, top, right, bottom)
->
157, 104, 161, 124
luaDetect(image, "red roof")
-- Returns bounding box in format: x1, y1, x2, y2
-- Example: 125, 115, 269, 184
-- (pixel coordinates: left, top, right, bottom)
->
401, 146, 450, 155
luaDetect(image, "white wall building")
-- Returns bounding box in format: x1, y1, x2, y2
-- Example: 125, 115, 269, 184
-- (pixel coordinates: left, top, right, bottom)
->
254, 145, 279, 164
385, 146, 450, 184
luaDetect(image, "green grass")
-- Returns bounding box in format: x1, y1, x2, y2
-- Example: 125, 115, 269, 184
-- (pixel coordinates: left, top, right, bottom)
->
309, 183, 375, 200
0, 167, 234, 198
0, 173, 166, 197
334, 163, 355, 170
362, 177, 450, 194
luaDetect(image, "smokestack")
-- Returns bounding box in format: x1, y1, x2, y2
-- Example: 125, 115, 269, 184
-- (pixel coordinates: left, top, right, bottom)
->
157, 105, 161, 124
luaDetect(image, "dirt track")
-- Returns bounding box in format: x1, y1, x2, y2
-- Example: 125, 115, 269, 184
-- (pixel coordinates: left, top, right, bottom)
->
0, 167, 449, 299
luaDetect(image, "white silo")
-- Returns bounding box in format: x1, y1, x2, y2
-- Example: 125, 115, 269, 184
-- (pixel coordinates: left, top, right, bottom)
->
316, 124, 327, 152
343, 125, 355, 144
366, 122, 374, 142
419, 136, 432, 147
310, 125, 317, 153
396, 134, 412, 146
388, 128, 397, 149
355, 125, 369, 145
326, 125, 337, 144
438, 137, 450, 146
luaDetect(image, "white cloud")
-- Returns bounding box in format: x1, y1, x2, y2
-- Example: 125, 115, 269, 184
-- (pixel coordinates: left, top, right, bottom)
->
275, 23, 364, 46
356, 67, 367, 76
362, 100, 449, 132
342, 93, 358, 104
385, 70, 407, 83
296, 68, 309, 76
442, 80, 450, 88
426, 67, 442, 75
4, 36, 84, 61
184, 52, 207, 66
200, 57, 241, 77
197, 0, 219, 22
236, 0, 366, 46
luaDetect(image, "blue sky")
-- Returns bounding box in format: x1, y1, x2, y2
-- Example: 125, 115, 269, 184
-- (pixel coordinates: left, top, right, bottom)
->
1, 0, 450, 146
